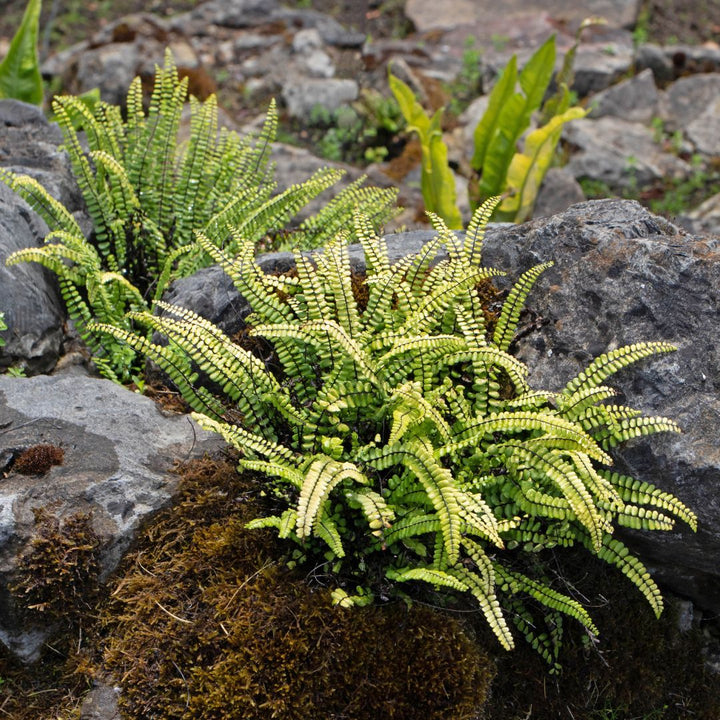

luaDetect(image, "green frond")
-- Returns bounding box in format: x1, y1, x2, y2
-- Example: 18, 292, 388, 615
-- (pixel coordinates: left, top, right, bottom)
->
296, 177, 398, 250
362, 443, 462, 564
237, 459, 304, 489
493, 262, 553, 351
296, 456, 369, 539
440, 411, 609, 464
496, 565, 600, 636
246, 508, 299, 540
595, 536, 664, 617
600, 470, 697, 531
386, 566, 469, 593
594, 414, 681, 448
449, 564, 515, 650
253, 320, 382, 388
443, 347, 529, 395
192, 413, 297, 463
314, 240, 361, 336
562, 341, 677, 396
503, 443, 608, 552
345, 487, 395, 536
0, 170, 84, 236
463, 195, 502, 267
557, 385, 618, 416
315, 507, 345, 557
381, 513, 440, 547
613, 505, 675, 531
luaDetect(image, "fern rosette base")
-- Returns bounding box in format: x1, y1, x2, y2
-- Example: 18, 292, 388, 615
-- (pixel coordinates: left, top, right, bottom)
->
93, 199, 697, 666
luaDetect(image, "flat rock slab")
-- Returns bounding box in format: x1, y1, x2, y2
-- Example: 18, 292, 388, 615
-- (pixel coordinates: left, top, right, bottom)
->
405, 0, 641, 33
0, 374, 223, 661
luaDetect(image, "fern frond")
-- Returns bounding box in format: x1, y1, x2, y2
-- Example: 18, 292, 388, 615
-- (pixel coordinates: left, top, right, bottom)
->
562, 342, 677, 396
493, 262, 553, 351
315, 506, 345, 557
503, 443, 608, 552
192, 413, 297, 463
345, 487, 395, 536
381, 512, 439, 547
463, 195, 502, 267
386, 566, 469, 593
0, 170, 84, 236
296, 456, 369, 539
600, 470, 697, 531
595, 536, 664, 617
449, 564, 515, 650
362, 443, 462, 564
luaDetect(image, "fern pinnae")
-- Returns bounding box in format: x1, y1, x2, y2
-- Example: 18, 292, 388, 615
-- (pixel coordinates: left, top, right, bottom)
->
0, 171, 84, 237
315, 507, 345, 557
237, 459, 304, 489
174, 94, 219, 245
193, 413, 297, 463
504, 443, 608, 552
558, 385, 619, 417
599, 470, 697, 531
562, 341, 677, 396
296, 456, 369, 539
463, 195, 502, 267
365, 443, 462, 564
595, 535, 664, 617
381, 513, 440, 547
450, 564, 516, 650
315, 239, 361, 336
493, 261, 553, 351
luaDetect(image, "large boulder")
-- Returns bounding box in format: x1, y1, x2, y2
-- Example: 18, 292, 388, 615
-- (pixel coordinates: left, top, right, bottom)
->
0, 100, 86, 375
479, 200, 720, 613
0, 373, 222, 662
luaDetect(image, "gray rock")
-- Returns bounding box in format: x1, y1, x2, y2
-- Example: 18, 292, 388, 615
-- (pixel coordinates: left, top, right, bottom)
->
405, 0, 641, 33
0, 184, 64, 375
0, 99, 86, 375
532, 168, 586, 219
680, 191, 720, 237
0, 374, 222, 662
686, 96, 720, 157
282, 78, 359, 121
188, 0, 278, 29
564, 116, 691, 190
588, 68, 660, 123
79, 684, 121, 720
74, 43, 140, 105
572, 35, 635, 97
637, 43, 720, 85
659, 73, 720, 134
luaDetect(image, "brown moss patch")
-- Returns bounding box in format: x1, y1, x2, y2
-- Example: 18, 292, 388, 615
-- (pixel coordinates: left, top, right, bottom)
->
12, 509, 101, 623
12, 443, 64, 475
101, 456, 494, 719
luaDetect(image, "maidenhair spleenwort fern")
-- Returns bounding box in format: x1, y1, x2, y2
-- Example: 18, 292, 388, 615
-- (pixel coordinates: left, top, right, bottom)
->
2, 49, 398, 382
91, 197, 696, 669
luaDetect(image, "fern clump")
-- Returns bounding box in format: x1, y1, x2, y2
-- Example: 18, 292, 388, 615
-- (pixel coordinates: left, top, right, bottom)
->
92, 198, 696, 667
2, 49, 398, 382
